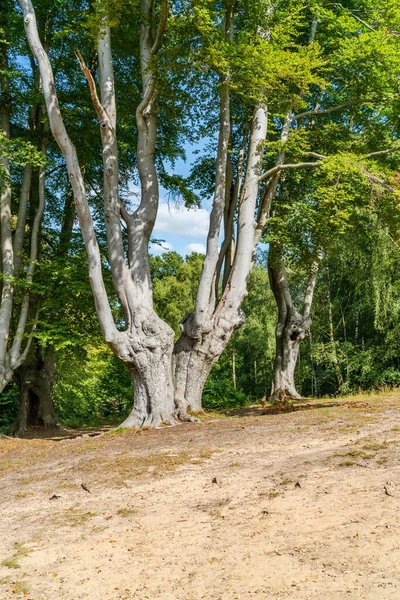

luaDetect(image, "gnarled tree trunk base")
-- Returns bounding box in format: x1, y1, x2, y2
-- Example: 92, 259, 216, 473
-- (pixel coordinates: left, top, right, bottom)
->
270, 385, 302, 404
173, 331, 222, 417
8, 352, 59, 436
117, 320, 176, 429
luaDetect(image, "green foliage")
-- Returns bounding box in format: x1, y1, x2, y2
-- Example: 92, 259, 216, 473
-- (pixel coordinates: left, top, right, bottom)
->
0, 384, 19, 430
54, 345, 132, 427
3, 0, 400, 429
151, 252, 204, 336
203, 377, 246, 411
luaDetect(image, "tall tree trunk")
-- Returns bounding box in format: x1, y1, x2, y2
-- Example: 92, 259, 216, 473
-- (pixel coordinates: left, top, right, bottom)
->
271, 336, 301, 402
11, 186, 75, 435
0, 0, 14, 389
9, 348, 58, 435
0, 3, 44, 392
174, 99, 268, 415
174, 334, 218, 414
268, 248, 320, 402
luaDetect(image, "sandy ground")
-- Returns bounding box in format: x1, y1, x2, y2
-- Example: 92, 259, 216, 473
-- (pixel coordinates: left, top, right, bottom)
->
1, 394, 400, 600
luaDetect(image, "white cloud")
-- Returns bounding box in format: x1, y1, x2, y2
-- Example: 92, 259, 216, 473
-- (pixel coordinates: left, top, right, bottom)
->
149, 240, 173, 255
185, 243, 206, 255
154, 200, 210, 239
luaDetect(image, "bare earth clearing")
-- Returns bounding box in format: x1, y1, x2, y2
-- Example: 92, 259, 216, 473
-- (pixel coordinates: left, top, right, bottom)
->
1, 394, 400, 600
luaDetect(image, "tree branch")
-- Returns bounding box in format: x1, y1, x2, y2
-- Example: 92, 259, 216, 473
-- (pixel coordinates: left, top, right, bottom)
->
136, 0, 169, 127
10, 157, 46, 365
291, 99, 371, 122
192, 4, 233, 333
362, 170, 397, 192
302, 250, 322, 320
19, 0, 117, 344
151, 0, 169, 55
365, 145, 400, 158
258, 161, 321, 183
330, 3, 375, 32
254, 174, 280, 247
76, 49, 109, 126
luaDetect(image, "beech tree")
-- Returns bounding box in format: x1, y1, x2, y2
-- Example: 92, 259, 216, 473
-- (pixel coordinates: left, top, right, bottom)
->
176, 0, 400, 411
261, 0, 400, 402
0, 0, 49, 393
17, 0, 317, 426
1, 0, 92, 433
15, 0, 400, 427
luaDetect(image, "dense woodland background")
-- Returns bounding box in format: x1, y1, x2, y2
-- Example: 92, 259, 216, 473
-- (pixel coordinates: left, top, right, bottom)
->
3, 239, 400, 429
1, 0, 400, 431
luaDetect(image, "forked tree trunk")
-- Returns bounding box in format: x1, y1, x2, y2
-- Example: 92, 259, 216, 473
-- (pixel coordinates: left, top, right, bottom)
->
174, 101, 268, 415
269, 248, 320, 403
20, 0, 176, 429
270, 310, 304, 402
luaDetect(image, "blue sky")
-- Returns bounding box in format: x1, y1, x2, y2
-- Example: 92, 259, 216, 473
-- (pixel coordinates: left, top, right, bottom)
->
149, 141, 213, 256
150, 196, 211, 256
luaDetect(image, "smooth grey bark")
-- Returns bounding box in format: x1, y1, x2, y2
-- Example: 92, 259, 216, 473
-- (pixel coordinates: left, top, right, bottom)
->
174, 101, 268, 414
20, 1, 117, 344
268, 249, 320, 402
20, 0, 176, 428
0, 0, 14, 388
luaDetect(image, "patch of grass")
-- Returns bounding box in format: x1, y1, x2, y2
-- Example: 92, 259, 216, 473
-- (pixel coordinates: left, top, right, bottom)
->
209, 509, 223, 519
362, 441, 389, 451
0, 459, 14, 472
259, 489, 282, 499
107, 428, 134, 435
199, 448, 216, 458
19, 473, 49, 485
339, 460, 356, 467
280, 477, 292, 486
84, 447, 216, 485
106, 426, 152, 436
201, 411, 229, 420
71, 441, 107, 454
91, 525, 107, 534
50, 508, 97, 528
116, 508, 137, 518
2, 545, 32, 569
334, 449, 375, 460
12, 580, 30, 595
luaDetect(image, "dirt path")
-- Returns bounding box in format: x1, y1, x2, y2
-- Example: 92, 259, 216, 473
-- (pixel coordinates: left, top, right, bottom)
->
1, 395, 400, 600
